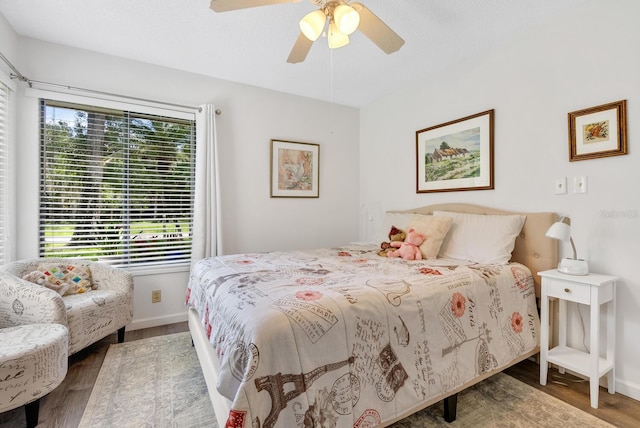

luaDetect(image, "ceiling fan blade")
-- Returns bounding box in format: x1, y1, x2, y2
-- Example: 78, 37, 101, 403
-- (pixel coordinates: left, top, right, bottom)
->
351, 2, 405, 54
210, 0, 301, 13
287, 32, 314, 63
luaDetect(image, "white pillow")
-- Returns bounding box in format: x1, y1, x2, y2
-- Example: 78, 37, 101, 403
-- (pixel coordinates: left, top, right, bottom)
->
374, 212, 414, 243
433, 211, 526, 264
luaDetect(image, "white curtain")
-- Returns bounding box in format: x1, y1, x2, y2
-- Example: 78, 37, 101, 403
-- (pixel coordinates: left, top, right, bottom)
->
192, 104, 222, 261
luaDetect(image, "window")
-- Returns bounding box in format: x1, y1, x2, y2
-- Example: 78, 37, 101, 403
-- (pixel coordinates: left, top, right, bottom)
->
40, 99, 196, 268
0, 81, 8, 264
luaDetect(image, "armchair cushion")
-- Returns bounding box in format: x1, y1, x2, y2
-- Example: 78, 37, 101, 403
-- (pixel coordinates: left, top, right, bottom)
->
22, 270, 70, 295
37, 263, 95, 295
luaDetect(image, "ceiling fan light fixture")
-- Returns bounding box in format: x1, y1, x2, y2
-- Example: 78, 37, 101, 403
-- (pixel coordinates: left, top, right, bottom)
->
328, 21, 349, 49
299, 9, 326, 41
333, 4, 359, 35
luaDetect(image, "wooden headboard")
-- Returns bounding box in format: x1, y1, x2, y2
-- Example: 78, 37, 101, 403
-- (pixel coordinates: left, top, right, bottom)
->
394, 203, 559, 297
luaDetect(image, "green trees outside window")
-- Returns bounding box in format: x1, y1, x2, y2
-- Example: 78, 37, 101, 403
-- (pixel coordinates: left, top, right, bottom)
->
40, 100, 195, 267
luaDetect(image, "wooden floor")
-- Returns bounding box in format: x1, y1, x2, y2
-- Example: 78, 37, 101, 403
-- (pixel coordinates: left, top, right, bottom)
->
1, 322, 638, 427
504, 360, 640, 428
0, 322, 189, 428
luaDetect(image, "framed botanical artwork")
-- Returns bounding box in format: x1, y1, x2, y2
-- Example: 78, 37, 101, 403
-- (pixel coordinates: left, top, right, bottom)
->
416, 109, 494, 193
568, 100, 627, 161
270, 139, 319, 198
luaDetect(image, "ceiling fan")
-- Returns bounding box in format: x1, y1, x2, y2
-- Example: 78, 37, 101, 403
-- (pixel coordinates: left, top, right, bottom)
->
209, 0, 405, 63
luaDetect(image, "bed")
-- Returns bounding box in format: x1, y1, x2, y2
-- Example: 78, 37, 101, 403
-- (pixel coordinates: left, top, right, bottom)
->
186, 203, 558, 428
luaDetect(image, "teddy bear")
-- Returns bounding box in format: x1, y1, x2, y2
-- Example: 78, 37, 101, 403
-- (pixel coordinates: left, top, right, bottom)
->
386, 228, 426, 260
22, 270, 71, 296
378, 225, 407, 256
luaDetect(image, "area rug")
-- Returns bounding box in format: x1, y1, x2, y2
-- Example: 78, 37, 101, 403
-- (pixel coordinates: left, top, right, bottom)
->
80, 332, 613, 428
390, 372, 614, 427
78, 332, 217, 428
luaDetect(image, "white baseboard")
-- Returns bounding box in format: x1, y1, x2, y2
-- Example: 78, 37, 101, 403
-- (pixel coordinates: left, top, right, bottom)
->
615, 378, 640, 401
127, 312, 188, 331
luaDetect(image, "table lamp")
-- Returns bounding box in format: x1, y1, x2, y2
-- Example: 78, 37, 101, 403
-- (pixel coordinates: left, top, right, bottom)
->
545, 216, 589, 275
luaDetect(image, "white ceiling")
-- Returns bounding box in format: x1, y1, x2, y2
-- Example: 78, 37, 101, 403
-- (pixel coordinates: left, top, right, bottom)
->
0, 0, 587, 107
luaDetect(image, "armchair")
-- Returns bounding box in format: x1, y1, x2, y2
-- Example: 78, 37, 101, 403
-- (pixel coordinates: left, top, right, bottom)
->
0, 258, 134, 355
0, 320, 68, 428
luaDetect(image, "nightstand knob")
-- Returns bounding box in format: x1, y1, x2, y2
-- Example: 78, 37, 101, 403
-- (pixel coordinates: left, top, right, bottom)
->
564, 288, 571, 293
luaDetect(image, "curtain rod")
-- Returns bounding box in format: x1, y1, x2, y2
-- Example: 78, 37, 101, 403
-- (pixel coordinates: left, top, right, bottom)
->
0, 51, 27, 82
0, 49, 220, 115
28, 80, 218, 114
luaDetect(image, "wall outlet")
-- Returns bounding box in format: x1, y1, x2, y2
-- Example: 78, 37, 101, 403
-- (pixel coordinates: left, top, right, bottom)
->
151, 289, 161, 303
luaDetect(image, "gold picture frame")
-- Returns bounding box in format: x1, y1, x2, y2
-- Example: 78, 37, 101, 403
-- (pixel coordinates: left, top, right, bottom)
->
416, 110, 494, 193
568, 100, 627, 161
270, 139, 319, 198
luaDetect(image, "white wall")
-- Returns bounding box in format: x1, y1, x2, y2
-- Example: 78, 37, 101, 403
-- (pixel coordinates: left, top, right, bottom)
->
0, 12, 18, 262
0, 12, 16, 66
5, 34, 360, 330
360, 0, 640, 400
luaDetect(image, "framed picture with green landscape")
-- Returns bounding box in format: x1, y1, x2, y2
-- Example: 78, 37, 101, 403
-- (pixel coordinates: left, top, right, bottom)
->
416, 109, 494, 193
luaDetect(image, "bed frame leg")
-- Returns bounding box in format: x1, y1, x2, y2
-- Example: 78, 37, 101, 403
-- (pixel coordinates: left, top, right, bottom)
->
443, 393, 458, 423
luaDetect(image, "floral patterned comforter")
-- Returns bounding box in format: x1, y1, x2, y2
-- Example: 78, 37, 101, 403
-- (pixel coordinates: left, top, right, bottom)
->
186, 245, 540, 428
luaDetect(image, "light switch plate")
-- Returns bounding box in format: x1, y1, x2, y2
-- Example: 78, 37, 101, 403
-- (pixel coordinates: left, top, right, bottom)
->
574, 176, 588, 194
555, 178, 567, 195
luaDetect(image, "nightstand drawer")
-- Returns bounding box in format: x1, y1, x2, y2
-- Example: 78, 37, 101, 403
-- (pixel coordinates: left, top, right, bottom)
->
546, 280, 590, 304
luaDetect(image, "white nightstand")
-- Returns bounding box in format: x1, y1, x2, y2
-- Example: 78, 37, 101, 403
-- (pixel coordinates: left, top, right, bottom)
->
538, 269, 617, 409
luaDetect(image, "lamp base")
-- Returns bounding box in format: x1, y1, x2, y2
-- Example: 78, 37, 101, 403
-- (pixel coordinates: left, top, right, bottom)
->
557, 258, 589, 276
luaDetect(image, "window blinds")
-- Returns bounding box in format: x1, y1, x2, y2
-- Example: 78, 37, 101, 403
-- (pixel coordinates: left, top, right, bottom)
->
39, 99, 196, 268
0, 82, 8, 264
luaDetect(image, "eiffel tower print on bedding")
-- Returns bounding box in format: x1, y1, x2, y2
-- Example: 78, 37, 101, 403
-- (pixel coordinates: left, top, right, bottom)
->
186, 243, 540, 428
